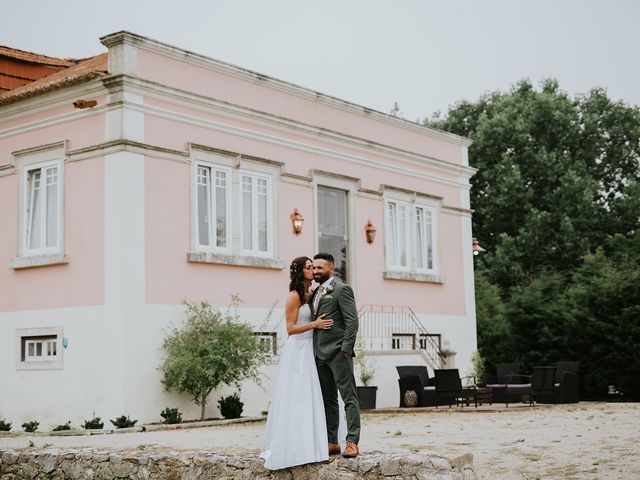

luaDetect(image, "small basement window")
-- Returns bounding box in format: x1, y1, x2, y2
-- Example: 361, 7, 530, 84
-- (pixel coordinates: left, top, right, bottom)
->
16, 327, 64, 370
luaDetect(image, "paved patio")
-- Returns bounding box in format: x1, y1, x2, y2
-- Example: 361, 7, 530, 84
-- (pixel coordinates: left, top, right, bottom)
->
1, 402, 638, 479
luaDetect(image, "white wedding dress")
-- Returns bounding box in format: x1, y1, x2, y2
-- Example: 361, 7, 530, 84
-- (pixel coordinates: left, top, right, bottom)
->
260, 303, 346, 470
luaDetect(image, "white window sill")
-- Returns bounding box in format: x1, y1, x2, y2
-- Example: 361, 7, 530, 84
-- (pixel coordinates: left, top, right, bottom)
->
187, 251, 285, 270
383, 270, 446, 284
16, 360, 64, 371
10, 253, 69, 270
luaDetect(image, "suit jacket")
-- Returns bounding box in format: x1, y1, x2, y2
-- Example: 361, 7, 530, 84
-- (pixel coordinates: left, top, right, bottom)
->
311, 279, 359, 360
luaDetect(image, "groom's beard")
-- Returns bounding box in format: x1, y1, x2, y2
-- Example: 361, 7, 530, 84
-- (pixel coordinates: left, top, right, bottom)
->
314, 273, 331, 283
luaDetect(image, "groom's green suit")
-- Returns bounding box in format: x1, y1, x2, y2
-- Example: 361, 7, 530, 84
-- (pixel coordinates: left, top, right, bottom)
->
312, 278, 361, 445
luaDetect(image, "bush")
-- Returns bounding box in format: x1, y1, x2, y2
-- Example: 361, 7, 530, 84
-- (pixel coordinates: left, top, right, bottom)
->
161, 299, 270, 420
82, 416, 104, 430
110, 415, 137, 429
0, 418, 12, 431
218, 393, 243, 419
160, 407, 182, 425
22, 421, 39, 433
52, 421, 71, 431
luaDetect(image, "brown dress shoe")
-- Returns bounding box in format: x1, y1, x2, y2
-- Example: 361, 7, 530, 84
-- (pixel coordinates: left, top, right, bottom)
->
342, 442, 359, 458
328, 442, 341, 455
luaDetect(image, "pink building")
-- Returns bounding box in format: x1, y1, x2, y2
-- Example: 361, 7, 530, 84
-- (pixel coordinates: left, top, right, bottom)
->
0, 32, 477, 425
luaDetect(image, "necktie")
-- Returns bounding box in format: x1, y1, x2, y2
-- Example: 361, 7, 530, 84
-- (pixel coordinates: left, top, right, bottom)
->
313, 285, 325, 312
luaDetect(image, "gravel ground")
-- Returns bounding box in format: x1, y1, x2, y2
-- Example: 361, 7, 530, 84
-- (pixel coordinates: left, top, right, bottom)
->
1, 402, 638, 479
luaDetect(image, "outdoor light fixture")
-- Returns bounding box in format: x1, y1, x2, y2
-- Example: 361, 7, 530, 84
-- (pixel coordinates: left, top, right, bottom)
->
472, 237, 486, 256
290, 208, 304, 235
364, 220, 377, 244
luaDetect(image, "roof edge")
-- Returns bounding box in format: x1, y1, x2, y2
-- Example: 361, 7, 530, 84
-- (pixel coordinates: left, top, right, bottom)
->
99, 31, 472, 147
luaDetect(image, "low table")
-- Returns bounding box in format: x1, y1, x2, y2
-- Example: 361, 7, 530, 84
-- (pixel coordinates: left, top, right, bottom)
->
474, 387, 493, 405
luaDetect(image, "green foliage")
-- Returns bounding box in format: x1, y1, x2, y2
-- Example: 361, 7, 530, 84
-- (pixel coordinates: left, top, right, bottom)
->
564, 233, 640, 398
355, 338, 376, 386
110, 415, 137, 429
82, 416, 104, 430
0, 418, 12, 431
470, 351, 486, 381
160, 407, 182, 425
160, 299, 270, 420
431, 80, 640, 399
218, 393, 244, 419
52, 421, 71, 431
22, 421, 39, 432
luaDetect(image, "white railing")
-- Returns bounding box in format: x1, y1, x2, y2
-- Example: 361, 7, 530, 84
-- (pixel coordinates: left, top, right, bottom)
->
357, 304, 444, 370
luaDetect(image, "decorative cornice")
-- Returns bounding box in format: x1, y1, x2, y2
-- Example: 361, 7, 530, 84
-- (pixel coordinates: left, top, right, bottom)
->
382, 184, 444, 202
98, 31, 472, 147
106, 74, 476, 181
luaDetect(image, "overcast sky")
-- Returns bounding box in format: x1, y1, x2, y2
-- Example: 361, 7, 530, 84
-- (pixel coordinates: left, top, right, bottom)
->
3, 0, 639, 122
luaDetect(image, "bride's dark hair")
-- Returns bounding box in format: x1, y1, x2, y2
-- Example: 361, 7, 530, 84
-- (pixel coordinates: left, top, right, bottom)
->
289, 256, 312, 303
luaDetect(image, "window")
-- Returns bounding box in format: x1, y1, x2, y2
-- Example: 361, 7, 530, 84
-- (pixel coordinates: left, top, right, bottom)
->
385, 199, 438, 274
23, 336, 58, 362
386, 201, 409, 270
391, 334, 415, 350
24, 161, 61, 255
195, 164, 230, 251
190, 151, 279, 267
16, 327, 64, 370
415, 205, 435, 272
317, 186, 349, 282
241, 172, 272, 255
254, 332, 277, 355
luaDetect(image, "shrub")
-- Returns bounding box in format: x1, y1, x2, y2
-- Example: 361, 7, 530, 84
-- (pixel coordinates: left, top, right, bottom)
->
0, 418, 12, 431
161, 298, 270, 420
218, 393, 243, 419
110, 415, 137, 429
160, 407, 182, 425
82, 416, 104, 430
52, 421, 71, 431
22, 421, 39, 433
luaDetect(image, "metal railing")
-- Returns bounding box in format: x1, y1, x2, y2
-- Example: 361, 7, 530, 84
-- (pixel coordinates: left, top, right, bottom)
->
357, 304, 444, 370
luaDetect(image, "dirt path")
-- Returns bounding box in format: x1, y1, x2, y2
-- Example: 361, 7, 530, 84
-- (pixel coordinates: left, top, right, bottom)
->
2, 402, 638, 479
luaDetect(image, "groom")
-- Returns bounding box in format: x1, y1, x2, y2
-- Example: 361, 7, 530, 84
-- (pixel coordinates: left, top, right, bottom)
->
311, 252, 360, 458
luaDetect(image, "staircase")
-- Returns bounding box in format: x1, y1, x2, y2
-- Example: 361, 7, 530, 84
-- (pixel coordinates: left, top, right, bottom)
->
357, 305, 444, 370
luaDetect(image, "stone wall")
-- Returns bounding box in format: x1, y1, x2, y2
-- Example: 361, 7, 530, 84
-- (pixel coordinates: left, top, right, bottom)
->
0, 448, 476, 479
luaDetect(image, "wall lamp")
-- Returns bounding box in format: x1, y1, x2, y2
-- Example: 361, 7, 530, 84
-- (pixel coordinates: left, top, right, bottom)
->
364, 220, 377, 244
472, 237, 486, 255
290, 208, 304, 235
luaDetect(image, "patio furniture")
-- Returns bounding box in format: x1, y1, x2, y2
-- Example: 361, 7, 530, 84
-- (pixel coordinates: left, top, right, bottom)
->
539, 361, 580, 404
434, 369, 477, 408
505, 366, 557, 407
483, 362, 522, 403
474, 387, 493, 406
396, 366, 438, 407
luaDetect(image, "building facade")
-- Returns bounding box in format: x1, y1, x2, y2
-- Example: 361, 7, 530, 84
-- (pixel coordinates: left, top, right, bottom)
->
0, 32, 477, 426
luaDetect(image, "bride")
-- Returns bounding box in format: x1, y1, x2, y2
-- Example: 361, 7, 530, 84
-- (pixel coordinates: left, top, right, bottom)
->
260, 256, 336, 470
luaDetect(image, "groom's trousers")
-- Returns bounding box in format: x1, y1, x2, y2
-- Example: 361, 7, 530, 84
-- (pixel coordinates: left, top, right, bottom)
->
316, 352, 361, 444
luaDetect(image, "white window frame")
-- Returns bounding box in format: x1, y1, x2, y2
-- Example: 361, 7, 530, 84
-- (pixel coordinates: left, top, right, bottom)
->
16, 327, 64, 371
22, 159, 63, 256
239, 170, 273, 258
414, 203, 438, 275
193, 161, 232, 254
385, 200, 411, 271
384, 196, 439, 275
190, 148, 280, 266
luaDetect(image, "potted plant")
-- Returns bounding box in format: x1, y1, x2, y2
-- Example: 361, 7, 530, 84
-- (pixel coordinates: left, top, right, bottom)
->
355, 341, 377, 409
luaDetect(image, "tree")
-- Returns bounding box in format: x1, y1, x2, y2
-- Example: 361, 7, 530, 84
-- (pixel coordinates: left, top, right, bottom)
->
430, 79, 640, 398
431, 79, 640, 292
160, 299, 270, 420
